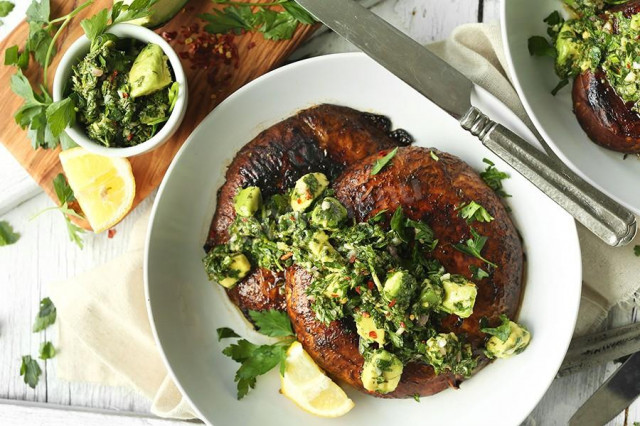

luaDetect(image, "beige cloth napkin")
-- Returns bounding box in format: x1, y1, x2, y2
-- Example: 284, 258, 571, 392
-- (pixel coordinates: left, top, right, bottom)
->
48, 23, 640, 420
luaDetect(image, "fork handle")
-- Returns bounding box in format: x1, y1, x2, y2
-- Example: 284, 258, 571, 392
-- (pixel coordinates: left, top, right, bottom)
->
460, 107, 637, 247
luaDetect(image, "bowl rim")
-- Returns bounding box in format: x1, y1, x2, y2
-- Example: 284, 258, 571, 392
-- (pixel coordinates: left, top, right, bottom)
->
52, 23, 188, 158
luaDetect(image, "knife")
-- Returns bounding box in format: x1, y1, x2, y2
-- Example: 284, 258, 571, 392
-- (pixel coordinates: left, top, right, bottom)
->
569, 351, 640, 425
559, 321, 640, 377
294, 0, 637, 247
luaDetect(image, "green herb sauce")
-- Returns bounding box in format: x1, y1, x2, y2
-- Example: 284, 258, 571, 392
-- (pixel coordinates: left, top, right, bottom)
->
69, 34, 177, 147
535, 0, 640, 110
204, 177, 479, 378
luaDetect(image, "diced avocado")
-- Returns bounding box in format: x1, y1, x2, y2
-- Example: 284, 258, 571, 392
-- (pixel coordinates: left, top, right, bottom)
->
419, 278, 443, 310
218, 253, 251, 288
383, 270, 417, 308
308, 231, 340, 264
485, 321, 531, 359
555, 21, 591, 77
440, 274, 477, 318
355, 313, 386, 345
323, 272, 348, 303
129, 44, 172, 98
290, 173, 329, 212
361, 349, 403, 394
234, 186, 262, 217
310, 197, 348, 229
115, 0, 189, 29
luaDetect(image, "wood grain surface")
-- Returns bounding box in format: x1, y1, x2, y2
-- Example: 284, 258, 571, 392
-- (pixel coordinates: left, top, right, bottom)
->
0, 0, 317, 230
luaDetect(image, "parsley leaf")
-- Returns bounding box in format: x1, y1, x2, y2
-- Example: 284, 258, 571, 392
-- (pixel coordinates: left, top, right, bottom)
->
528, 36, 556, 58
20, 355, 42, 389
469, 265, 489, 280
481, 314, 511, 342
454, 227, 498, 268
634, 245, 640, 256
45, 98, 76, 138
217, 327, 241, 340
39, 341, 56, 360
0, 221, 20, 246
480, 158, 511, 198
26, 0, 50, 23
222, 338, 289, 399
248, 310, 294, 337
201, 0, 316, 41
0, 1, 14, 18
390, 206, 408, 243
456, 201, 494, 224
33, 297, 56, 332
80, 8, 109, 42
413, 393, 420, 402
370, 147, 398, 175
4, 45, 29, 68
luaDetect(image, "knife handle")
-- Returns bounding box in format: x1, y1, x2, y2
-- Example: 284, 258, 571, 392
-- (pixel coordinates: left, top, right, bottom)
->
460, 107, 637, 247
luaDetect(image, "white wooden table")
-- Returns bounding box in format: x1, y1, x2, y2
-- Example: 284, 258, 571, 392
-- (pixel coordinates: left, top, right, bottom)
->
0, 1, 638, 425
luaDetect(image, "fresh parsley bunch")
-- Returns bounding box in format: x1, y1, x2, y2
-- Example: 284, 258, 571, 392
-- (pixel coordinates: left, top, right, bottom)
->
218, 309, 296, 399
5, 0, 157, 150
200, 0, 316, 41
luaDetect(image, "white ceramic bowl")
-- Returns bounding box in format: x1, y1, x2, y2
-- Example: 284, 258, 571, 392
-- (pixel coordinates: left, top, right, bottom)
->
502, 0, 640, 214
145, 53, 581, 426
53, 23, 188, 158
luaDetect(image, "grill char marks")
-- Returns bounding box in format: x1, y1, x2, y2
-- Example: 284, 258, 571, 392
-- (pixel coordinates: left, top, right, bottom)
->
206, 104, 412, 316
286, 146, 523, 398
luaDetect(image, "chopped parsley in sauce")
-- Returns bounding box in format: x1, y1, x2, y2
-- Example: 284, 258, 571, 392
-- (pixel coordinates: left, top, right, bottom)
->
68, 35, 178, 147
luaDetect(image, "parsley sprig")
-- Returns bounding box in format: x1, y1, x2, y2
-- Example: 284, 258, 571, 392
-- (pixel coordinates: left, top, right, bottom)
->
454, 227, 497, 268
218, 310, 296, 399
456, 201, 494, 224
21, 298, 58, 389
32, 174, 85, 248
6, 0, 156, 150
20, 355, 42, 389
480, 158, 510, 198
200, 0, 316, 41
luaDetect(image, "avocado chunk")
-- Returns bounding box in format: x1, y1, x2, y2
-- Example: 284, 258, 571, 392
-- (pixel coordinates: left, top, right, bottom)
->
440, 274, 477, 318
290, 173, 329, 212
323, 272, 349, 303
115, 0, 189, 29
361, 349, 403, 394
129, 44, 173, 98
555, 21, 591, 78
234, 186, 262, 217
418, 278, 443, 310
203, 248, 251, 289
355, 313, 386, 345
485, 321, 531, 359
310, 197, 348, 229
308, 230, 341, 265
383, 270, 417, 308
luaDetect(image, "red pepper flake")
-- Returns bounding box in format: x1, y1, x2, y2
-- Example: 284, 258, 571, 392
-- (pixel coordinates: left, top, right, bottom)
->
400, 321, 406, 328
367, 281, 374, 290
369, 331, 378, 339
107, 228, 117, 239
355, 287, 361, 294
127, 133, 133, 141
388, 299, 397, 308
161, 31, 177, 42
362, 311, 370, 318
122, 92, 129, 99
349, 255, 356, 263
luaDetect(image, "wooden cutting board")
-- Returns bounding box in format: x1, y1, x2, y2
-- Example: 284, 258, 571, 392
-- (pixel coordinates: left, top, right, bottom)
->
0, 0, 316, 229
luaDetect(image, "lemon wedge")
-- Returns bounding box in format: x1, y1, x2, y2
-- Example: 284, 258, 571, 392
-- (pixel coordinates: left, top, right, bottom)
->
59, 147, 135, 233
281, 341, 354, 417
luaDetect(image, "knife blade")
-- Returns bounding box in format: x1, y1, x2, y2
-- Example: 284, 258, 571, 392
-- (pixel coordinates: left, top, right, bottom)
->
295, 0, 637, 247
559, 321, 640, 377
569, 351, 640, 426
